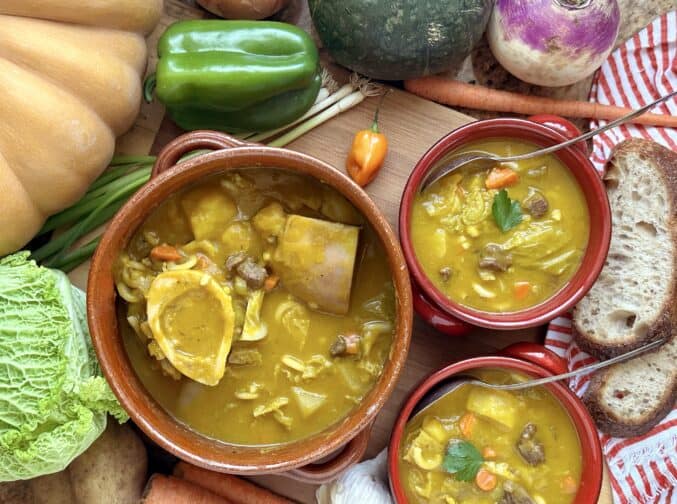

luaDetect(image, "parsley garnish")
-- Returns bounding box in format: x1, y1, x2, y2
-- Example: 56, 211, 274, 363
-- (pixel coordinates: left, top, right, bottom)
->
442, 439, 484, 481
492, 189, 522, 232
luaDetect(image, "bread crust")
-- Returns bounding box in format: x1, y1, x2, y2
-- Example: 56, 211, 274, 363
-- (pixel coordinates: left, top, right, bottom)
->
573, 139, 677, 358
583, 337, 677, 437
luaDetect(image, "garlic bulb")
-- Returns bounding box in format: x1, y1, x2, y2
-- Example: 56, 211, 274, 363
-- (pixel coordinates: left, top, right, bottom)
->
316, 450, 393, 504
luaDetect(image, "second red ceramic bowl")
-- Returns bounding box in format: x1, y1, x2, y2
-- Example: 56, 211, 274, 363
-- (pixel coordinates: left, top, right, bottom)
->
388, 342, 603, 503
399, 116, 612, 332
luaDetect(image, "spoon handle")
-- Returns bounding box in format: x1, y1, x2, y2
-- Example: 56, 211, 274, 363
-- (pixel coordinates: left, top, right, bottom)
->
474, 338, 666, 391
506, 89, 677, 162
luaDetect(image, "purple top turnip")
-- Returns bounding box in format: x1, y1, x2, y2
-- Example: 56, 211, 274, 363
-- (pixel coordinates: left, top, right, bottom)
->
488, 0, 620, 87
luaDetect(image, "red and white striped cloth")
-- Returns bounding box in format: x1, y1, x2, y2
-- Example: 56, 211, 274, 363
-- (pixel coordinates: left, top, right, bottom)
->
544, 11, 677, 504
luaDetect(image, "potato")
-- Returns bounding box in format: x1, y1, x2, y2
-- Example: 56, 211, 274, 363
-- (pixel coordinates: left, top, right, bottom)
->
31, 472, 75, 504
0, 422, 146, 504
0, 481, 34, 503
181, 186, 237, 240
466, 388, 518, 431
197, 0, 290, 20
0, 470, 75, 503
68, 421, 147, 504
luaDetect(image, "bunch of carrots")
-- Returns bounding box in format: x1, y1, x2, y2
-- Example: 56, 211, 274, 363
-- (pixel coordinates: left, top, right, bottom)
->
142, 462, 293, 504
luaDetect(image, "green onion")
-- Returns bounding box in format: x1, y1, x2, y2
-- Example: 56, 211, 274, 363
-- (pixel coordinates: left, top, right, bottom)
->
109, 155, 156, 165
50, 237, 101, 273
39, 167, 151, 235
87, 163, 137, 192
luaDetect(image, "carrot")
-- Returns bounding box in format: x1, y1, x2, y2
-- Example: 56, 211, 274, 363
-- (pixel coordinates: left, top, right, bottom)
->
404, 77, 677, 128
485, 167, 519, 189
514, 281, 531, 300
264, 274, 279, 292
142, 474, 231, 504
459, 412, 476, 438
475, 468, 497, 491
481, 446, 497, 459
561, 474, 578, 494
150, 244, 182, 262
174, 462, 293, 504
343, 333, 361, 355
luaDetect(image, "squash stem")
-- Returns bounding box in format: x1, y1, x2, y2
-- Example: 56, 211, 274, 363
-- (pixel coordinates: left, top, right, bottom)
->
371, 90, 390, 133
143, 74, 157, 103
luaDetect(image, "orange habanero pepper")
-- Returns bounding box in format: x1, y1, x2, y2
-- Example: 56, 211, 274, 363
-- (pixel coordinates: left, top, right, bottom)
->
346, 93, 388, 187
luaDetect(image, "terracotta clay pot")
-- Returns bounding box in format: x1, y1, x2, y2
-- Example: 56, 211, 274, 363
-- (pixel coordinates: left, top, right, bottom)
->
399, 115, 612, 333
388, 342, 603, 503
87, 130, 413, 483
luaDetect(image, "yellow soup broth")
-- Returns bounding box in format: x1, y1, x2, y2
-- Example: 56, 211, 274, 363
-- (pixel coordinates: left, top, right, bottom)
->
116, 169, 396, 445
411, 139, 589, 312
399, 369, 582, 504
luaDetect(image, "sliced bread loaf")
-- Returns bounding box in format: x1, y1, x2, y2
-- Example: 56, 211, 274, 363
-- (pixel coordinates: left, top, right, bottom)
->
573, 138, 677, 358
584, 335, 676, 437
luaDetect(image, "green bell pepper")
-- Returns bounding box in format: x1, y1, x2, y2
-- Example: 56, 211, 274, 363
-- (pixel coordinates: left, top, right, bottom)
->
147, 20, 321, 133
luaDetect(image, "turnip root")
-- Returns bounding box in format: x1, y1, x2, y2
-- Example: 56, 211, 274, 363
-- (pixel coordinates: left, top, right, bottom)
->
487, 0, 620, 87
197, 0, 289, 20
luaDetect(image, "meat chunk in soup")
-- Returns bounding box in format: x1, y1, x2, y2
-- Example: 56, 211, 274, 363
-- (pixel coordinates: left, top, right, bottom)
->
479, 244, 512, 272
522, 189, 549, 218
236, 258, 268, 289
516, 423, 545, 466
499, 481, 536, 504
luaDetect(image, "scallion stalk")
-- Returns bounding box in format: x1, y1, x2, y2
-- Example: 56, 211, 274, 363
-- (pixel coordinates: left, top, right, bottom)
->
39, 167, 151, 235
109, 155, 156, 165
50, 236, 100, 273
248, 84, 354, 143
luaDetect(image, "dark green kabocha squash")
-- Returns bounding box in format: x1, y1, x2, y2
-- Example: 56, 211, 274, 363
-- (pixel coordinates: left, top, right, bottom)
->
308, 0, 493, 80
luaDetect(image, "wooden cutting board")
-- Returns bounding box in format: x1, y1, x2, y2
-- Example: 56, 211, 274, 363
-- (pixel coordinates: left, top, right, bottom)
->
67, 1, 613, 502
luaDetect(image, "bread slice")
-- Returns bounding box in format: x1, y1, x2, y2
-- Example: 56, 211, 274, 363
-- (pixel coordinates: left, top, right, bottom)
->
584, 335, 676, 437
573, 139, 677, 358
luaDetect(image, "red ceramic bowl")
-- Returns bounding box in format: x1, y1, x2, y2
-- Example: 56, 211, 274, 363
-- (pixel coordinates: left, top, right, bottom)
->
399, 116, 611, 332
388, 342, 603, 503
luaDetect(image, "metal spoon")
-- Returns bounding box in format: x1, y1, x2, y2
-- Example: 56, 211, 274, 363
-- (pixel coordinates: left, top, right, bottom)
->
413, 338, 665, 416
419, 90, 677, 192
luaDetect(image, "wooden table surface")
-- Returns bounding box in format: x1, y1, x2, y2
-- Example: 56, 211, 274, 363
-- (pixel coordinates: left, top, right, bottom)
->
77, 0, 663, 501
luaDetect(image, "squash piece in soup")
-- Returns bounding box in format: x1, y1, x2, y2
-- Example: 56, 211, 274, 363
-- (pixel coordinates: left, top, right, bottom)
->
146, 270, 235, 386
221, 221, 261, 256
252, 202, 287, 240
291, 386, 327, 418
273, 215, 359, 315
181, 186, 237, 240
466, 388, 518, 431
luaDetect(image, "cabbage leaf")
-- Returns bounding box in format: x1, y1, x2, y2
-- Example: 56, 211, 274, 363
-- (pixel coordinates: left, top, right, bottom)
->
0, 252, 127, 481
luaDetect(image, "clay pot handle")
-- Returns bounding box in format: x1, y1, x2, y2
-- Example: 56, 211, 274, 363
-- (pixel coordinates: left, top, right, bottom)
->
283, 423, 373, 484
411, 282, 470, 337
499, 342, 569, 376
152, 130, 251, 178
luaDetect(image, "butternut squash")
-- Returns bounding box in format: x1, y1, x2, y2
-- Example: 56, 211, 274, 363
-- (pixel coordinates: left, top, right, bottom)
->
0, 0, 162, 255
